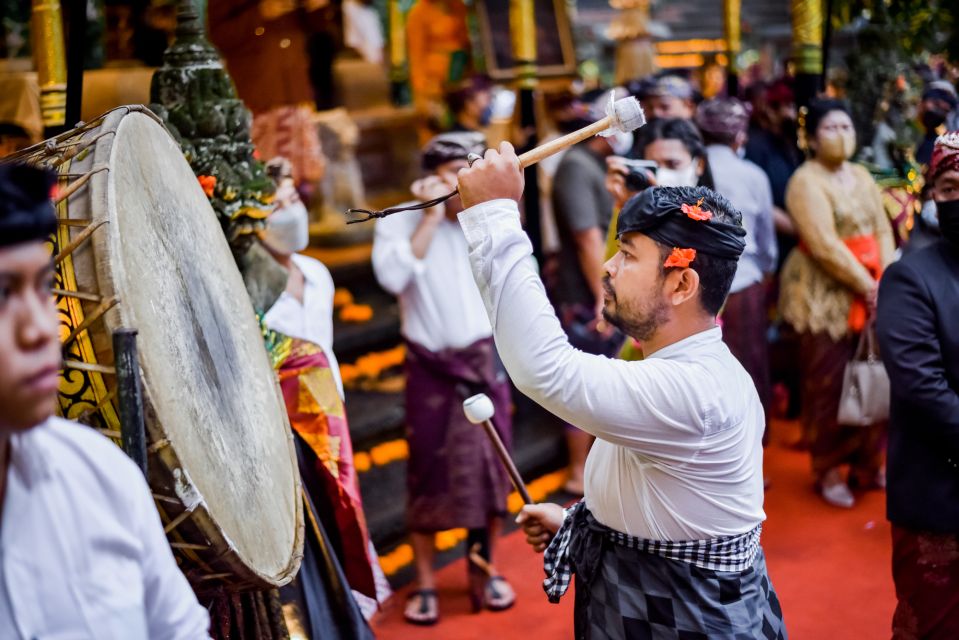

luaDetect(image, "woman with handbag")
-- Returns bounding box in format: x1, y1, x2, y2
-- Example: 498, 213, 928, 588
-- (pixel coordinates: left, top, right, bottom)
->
778, 99, 896, 508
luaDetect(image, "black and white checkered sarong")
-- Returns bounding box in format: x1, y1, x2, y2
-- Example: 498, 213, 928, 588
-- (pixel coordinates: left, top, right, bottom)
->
543, 502, 786, 639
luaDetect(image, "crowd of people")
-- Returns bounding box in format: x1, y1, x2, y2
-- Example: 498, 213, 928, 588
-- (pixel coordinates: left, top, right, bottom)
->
363, 67, 959, 636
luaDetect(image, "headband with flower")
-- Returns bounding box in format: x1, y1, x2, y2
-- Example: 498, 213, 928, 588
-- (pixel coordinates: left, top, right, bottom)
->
616, 186, 747, 266
661, 198, 713, 268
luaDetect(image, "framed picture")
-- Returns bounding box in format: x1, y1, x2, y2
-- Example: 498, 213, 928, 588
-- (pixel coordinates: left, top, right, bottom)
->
474, 0, 577, 81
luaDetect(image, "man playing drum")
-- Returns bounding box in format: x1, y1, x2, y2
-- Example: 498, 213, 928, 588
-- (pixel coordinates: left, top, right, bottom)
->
455, 144, 787, 639
0, 164, 210, 639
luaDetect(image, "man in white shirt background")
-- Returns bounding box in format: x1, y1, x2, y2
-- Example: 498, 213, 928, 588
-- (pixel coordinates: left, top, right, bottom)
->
455, 145, 786, 639
372, 132, 515, 625
0, 163, 210, 639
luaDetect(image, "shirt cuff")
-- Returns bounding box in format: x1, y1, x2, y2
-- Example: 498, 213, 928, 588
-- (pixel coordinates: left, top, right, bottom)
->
394, 239, 428, 277
458, 199, 523, 248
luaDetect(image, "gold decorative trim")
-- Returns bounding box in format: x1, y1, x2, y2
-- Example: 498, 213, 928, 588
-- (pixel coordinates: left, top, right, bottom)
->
51, 184, 121, 438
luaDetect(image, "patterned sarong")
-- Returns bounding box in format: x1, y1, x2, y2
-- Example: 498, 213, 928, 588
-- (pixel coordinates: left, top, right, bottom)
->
404, 337, 512, 532
272, 335, 377, 598
544, 502, 787, 639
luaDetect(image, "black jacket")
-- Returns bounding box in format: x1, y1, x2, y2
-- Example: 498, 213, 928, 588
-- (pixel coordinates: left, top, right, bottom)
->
877, 240, 959, 532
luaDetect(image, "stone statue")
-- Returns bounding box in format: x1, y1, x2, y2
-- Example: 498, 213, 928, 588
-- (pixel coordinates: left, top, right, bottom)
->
148, 0, 287, 313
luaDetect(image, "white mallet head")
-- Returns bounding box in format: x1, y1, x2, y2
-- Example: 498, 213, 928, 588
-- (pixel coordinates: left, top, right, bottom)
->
463, 393, 496, 424
601, 91, 646, 136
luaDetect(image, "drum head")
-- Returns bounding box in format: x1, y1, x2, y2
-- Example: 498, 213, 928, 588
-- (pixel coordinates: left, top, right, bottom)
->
98, 112, 300, 585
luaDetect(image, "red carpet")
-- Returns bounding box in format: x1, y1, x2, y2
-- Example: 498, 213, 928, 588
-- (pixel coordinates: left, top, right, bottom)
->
373, 423, 896, 638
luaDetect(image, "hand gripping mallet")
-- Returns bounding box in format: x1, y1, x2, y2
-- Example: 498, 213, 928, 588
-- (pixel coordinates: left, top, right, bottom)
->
463, 393, 533, 505
347, 92, 646, 222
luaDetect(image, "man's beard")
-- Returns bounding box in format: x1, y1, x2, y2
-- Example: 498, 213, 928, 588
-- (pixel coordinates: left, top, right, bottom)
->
601, 278, 669, 342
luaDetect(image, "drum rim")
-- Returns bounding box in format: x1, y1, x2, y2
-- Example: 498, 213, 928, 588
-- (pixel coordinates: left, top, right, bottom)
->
30, 106, 305, 590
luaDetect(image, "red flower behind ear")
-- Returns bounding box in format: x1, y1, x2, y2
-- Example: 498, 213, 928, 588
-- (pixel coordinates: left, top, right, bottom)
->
681, 197, 713, 221
664, 247, 696, 268
49, 183, 60, 201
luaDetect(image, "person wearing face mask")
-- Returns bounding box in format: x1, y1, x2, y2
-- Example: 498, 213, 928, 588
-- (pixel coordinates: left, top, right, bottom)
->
915, 82, 958, 167
696, 98, 778, 442
548, 89, 631, 496
261, 159, 389, 632
605, 118, 713, 283
446, 76, 494, 133
638, 117, 713, 188
877, 131, 959, 640
371, 132, 516, 625
263, 166, 343, 396
778, 99, 896, 509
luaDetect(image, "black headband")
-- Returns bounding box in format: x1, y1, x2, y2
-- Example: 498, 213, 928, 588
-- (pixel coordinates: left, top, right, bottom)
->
617, 186, 746, 260
0, 163, 57, 248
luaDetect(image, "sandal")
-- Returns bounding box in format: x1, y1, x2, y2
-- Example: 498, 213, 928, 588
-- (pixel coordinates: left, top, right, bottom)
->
404, 589, 439, 626
467, 545, 516, 613
483, 575, 516, 612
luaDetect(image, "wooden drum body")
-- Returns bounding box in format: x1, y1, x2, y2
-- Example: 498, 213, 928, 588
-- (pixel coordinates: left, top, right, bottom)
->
16, 106, 304, 591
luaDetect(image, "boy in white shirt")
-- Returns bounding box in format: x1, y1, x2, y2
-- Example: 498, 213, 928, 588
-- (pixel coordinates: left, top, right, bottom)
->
0, 163, 210, 639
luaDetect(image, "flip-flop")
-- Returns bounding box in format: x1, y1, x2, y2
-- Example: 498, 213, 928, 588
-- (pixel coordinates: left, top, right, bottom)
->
484, 576, 516, 612
404, 589, 440, 626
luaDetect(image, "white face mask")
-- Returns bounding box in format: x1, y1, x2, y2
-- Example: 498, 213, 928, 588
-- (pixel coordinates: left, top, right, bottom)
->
920, 198, 940, 230
263, 200, 310, 255
607, 130, 634, 157
656, 162, 699, 187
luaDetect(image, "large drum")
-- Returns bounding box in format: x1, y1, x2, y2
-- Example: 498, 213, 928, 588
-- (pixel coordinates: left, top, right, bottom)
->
12, 106, 304, 591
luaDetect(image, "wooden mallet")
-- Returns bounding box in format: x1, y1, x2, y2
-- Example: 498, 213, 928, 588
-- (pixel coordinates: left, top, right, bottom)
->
463, 393, 533, 505
515, 90, 645, 168
347, 91, 646, 222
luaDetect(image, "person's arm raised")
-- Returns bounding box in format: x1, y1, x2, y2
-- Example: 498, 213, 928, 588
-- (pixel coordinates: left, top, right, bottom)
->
456, 144, 708, 454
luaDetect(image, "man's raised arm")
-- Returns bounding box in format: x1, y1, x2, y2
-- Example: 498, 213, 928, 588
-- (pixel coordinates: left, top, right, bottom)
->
455, 144, 707, 453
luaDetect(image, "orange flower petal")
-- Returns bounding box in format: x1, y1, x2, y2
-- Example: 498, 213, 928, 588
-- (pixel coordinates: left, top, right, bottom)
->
681, 198, 713, 221
664, 247, 696, 268
197, 175, 217, 198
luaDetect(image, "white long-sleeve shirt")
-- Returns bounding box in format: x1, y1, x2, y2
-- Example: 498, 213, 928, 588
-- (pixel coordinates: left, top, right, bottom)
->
263, 253, 344, 399
459, 200, 766, 541
0, 418, 210, 639
372, 208, 492, 351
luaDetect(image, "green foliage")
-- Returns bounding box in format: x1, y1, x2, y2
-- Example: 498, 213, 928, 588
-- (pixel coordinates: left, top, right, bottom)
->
832, 0, 958, 60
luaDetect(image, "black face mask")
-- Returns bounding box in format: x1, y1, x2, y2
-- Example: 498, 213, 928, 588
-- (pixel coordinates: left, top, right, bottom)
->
922, 109, 948, 132
937, 198, 959, 245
